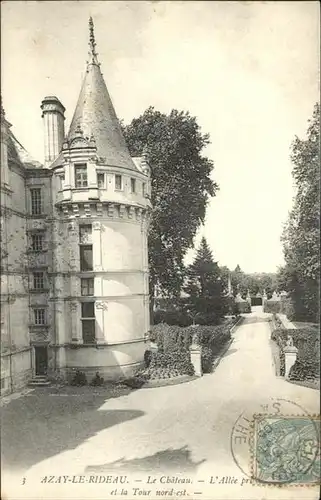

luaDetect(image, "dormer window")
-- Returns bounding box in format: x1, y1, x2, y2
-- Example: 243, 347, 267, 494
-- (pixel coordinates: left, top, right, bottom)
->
75, 164, 88, 188
115, 174, 122, 190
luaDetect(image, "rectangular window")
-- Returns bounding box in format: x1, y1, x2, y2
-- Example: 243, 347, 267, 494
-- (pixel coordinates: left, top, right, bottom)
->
81, 302, 95, 317
81, 302, 95, 343
115, 174, 122, 190
31, 234, 44, 251
81, 278, 94, 296
131, 178, 136, 193
34, 309, 45, 325
79, 224, 92, 244
74, 164, 88, 188
30, 188, 42, 215
58, 174, 65, 191
80, 245, 93, 271
97, 173, 105, 188
142, 182, 146, 196
33, 272, 44, 290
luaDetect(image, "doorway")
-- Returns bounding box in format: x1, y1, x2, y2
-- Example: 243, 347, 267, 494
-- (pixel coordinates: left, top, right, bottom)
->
34, 346, 48, 376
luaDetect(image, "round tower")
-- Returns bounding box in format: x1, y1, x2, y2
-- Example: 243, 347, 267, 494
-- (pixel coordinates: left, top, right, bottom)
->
48, 18, 152, 382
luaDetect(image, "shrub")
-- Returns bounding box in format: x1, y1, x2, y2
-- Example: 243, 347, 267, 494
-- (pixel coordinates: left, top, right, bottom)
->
149, 320, 234, 378
153, 309, 192, 327
201, 346, 214, 373
149, 348, 194, 376
280, 297, 295, 321
270, 313, 284, 331
289, 360, 320, 381
122, 376, 147, 389
137, 347, 195, 381
263, 301, 281, 314
90, 372, 104, 386
235, 301, 251, 314
144, 349, 153, 368
150, 323, 192, 354
271, 327, 320, 380
70, 369, 87, 386
193, 312, 220, 325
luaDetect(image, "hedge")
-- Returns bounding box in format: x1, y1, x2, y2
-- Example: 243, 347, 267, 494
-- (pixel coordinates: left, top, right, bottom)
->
153, 309, 192, 327
279, 297, 295, 321
146, 319, 235, 378
271, 327, 320, 380
264, 301, 281, 314
264, 297, 295, 320
235, 301, 251, 314
289, 360, 320, 382
153, 309, 224, 326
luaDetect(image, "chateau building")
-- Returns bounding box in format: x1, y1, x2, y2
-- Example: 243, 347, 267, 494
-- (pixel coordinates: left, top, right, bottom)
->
0, 18, 152, 395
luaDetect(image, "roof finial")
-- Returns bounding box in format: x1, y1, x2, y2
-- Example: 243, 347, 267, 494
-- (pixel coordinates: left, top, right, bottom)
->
88, 17, 99, 65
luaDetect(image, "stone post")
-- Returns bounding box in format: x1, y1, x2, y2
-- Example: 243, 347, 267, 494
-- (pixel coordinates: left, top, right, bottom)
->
284, 345, 298, 378
189, 332, 202, 377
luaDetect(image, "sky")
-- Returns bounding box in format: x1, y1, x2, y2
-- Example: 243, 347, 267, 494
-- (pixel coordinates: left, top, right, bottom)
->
1, 1, 320, 273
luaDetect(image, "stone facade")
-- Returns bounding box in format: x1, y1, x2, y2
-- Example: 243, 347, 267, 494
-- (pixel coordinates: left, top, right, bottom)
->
0, 18, 152, 395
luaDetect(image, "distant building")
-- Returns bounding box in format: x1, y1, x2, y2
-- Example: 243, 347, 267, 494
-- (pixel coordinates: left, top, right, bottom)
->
1, 18, 152, 395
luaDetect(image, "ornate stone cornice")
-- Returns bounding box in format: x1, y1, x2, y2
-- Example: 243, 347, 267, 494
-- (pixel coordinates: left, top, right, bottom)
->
56, 201, 149, 223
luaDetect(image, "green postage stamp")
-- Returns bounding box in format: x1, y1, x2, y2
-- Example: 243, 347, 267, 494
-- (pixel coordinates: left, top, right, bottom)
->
251, 415, 320, 486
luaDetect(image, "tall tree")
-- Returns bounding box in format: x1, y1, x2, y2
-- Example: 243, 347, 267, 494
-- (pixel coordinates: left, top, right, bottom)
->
280, 103, 320, 321
122, 107, 218, 301
184, 237, 226, 320
231, 264, 245, 297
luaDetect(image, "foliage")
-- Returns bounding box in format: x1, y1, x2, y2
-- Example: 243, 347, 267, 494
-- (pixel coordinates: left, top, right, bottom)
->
271, 327, 320, 380
235, 301, 251, 314
271, 313, 284, 330
149, 318, 235, 378
151, 348, 194, 376
289, 360, 320, 382
122, 376, 148, 389
90, 372, 104, 386
187, 322, 232, 373
144, 350, 153, 368
122, 107, 217, 300
137, 345, 195, 380
70, 369, 87, 386
201, 346, 214, 373
279, 103, 320, 322
184, 237, 227, 321
279, 297, 295, 321
263, 301, 281, 314
153, 309, 193, 327
227, 265, 277, 298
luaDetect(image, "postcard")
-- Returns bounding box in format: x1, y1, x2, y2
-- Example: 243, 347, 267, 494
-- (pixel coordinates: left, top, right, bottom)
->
1, 2, 320, 500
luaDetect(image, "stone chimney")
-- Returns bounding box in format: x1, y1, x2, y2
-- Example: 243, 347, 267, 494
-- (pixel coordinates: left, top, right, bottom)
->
41, 96, 65, 167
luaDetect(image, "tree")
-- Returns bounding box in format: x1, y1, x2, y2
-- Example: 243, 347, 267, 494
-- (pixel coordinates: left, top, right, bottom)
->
184, 237, 226, 322
280, 103, 320, 321
231, 264, 244, 297
122, 107, 218, 302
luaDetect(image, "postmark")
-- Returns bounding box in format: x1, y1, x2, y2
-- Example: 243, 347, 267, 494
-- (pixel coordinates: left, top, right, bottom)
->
251, 414, 320, 486
230, 397, 319, 485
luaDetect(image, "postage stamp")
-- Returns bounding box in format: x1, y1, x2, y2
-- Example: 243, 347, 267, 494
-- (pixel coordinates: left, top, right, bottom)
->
251, 414, 320, 486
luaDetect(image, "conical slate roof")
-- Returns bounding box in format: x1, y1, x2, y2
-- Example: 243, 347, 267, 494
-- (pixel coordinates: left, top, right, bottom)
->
52, 18, 137, 171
